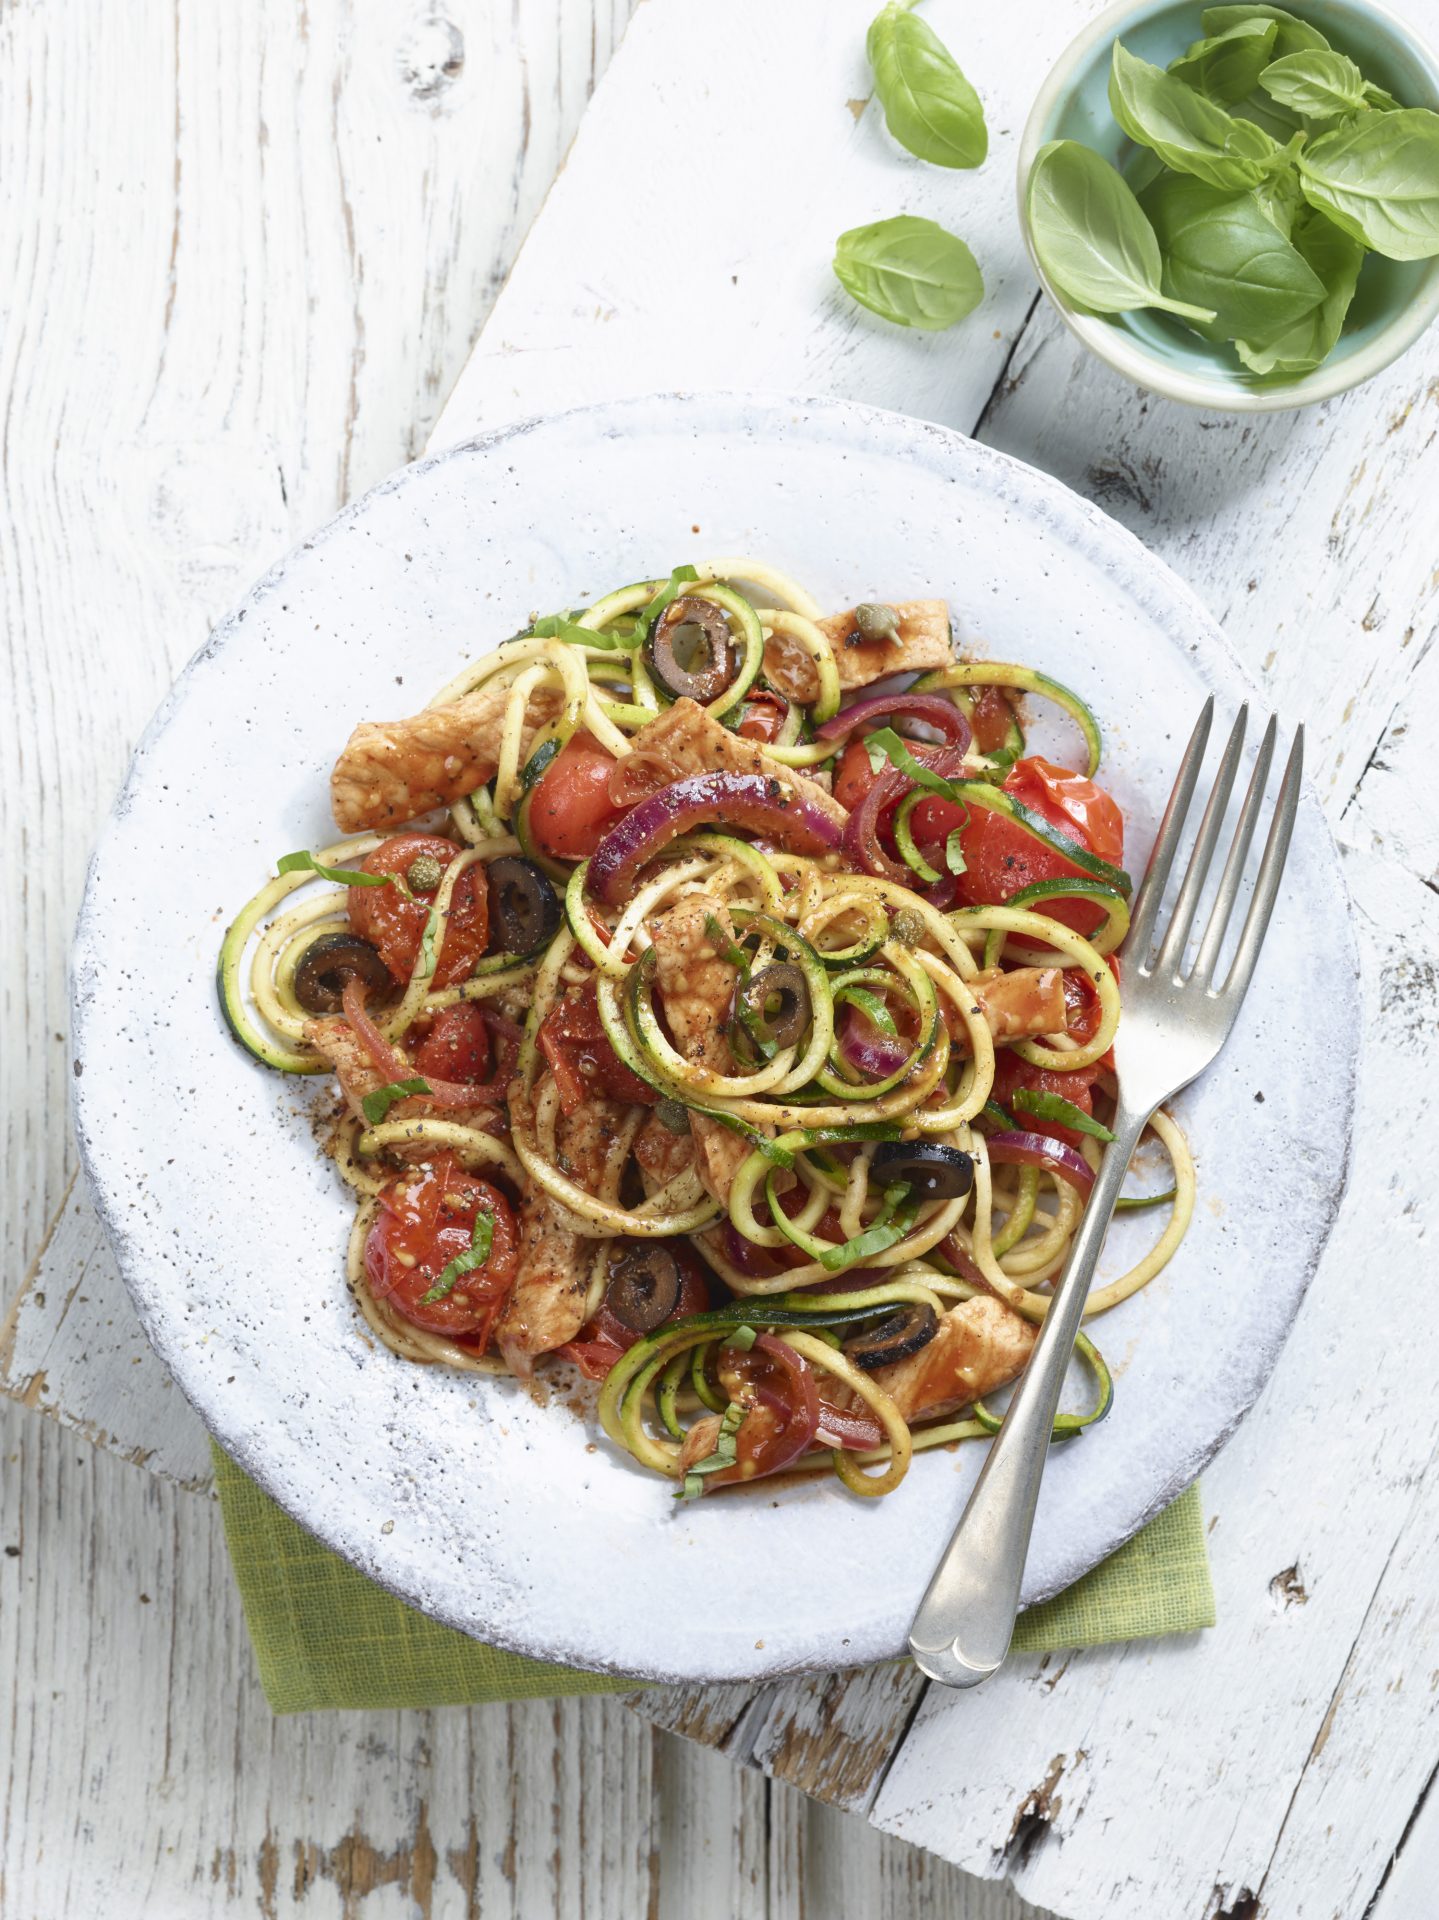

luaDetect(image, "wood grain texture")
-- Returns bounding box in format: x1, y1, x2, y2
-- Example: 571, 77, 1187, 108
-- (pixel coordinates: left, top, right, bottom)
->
423, 4, 1439, 1909
0, 1395, 1015, 1916
0, 0, 1034, 1912
8, 0, 1439, 1911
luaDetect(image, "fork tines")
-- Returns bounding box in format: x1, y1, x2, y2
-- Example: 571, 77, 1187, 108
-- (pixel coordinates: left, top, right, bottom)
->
1129, 697, 1304, 998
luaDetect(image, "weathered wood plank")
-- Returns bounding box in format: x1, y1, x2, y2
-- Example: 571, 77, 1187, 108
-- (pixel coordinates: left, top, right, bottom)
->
434, 0, 1103, 448
870, 849, 1439, 1919
0, 0, 638, 1305
0, 1175, 214, 1486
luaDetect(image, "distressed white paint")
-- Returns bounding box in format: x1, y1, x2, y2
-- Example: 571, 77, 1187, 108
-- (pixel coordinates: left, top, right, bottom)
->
7, 0, 1439, 1912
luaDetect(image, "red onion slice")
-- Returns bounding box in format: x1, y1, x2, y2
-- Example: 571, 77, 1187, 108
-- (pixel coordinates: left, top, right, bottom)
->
985, 1130, 1096, 1193
816, 693, 972, 750
838, 1005, 909, 1078
840, 743, 970, 883
588, 771, 844, 906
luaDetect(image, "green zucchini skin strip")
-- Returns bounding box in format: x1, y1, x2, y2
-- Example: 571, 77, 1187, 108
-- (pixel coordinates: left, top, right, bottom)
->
944, 781, 1132, 897
971, 1331, 1113, 1439
913, 662, 1103, 777
980, 877, 1130, 964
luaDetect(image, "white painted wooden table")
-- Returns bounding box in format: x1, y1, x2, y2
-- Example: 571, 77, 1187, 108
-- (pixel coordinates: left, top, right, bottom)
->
5, 1, 1438, 1914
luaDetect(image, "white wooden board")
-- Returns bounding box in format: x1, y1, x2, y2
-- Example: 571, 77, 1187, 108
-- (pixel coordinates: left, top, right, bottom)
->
7, 0, 1439, 1911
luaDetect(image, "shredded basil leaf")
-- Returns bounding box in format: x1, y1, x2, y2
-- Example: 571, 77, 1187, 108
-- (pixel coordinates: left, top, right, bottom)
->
419, 1209, 496, 1306
674, 1401, 746, 1498
277, 850, 391, 887
530, 612, 614, 649
864, 727, 961, 800
1012, 1088, 1116, 1142
640, 564, 700, 640
819, 1182, 917, 1271
945, 827, 969, 876
361, 1078, 431, 1125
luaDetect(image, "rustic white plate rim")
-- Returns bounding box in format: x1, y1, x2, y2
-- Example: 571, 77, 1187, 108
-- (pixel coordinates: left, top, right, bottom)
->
71, 390, 1357, 1683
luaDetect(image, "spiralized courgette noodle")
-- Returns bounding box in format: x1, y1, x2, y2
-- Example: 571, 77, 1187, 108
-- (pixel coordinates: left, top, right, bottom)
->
218, 558, 1195, 1501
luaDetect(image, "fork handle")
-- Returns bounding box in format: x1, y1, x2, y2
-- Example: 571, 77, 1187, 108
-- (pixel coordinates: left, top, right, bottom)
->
907, 1103, 1151, 1688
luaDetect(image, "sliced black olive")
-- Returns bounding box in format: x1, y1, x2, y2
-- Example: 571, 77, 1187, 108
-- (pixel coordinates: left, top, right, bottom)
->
738, 963, 811, 1052
871, 1142, 974, 1201
292, 931, 392, 1014
844, 1303, 939, 1372
487, 857, 561, 955
646, 596, 739, 702
605, 1243, 682, 1334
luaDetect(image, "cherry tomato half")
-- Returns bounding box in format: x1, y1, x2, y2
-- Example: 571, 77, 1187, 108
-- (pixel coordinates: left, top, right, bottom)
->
537, 977, 657, 1114
364, 1152, 518, 1340
412, 1003, 492, 1084
526, 733, 627, 860
348, 834, 489, 988
990, 1053, 1104, 1150
952, 759, 1123, 935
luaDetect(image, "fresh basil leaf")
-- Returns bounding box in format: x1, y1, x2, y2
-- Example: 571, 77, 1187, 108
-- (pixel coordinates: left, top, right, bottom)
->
1201, 5, 1330, 59
945, 827, 968, 877
1110, 39, 1280, 189
1229, 90, 1307, 144
833, 216, 984, 331
818, 1183, 917, 1271
277, 850, 391, 887
674, 1402, 746, 1496
1026, 139, 1217, 320
1169, 18, 1278, 104
1253, 146, 1306, 234
361, 1078, 431, 1125
1364, 81, 1402, 113
639, 565, 700, 641
865, 1, 987, 169
419, 1209, 496, 1305
1298, 108, 1439, 259
1140, 172, 1326, 338
1261, 49, 1367, 120
531, 612, 619, 651
863, 726, 961, 797
1011, 1088, 1116, 1141
1235, 205, 1366, 372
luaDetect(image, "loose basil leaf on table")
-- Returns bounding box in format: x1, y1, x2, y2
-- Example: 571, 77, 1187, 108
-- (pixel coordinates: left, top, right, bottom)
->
865, 1, 987, 169
1260, 49, 1368, 120
1298, 109, 1439, 259
1167, 18, 1278, 104
833, 215, 985, 330
1201, 3, 1331, 59
1026, 140, 1217, 320
1110, 39, 1281, 189
1139, 171, 1327, 339
1235, 206, 1367, 374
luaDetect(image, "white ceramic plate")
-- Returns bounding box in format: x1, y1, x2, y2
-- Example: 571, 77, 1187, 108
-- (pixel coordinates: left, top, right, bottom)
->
73, 392, 1356, 1683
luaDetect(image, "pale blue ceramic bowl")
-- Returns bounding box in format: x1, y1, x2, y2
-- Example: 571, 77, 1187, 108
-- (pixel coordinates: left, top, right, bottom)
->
1018, 0, 1439, 409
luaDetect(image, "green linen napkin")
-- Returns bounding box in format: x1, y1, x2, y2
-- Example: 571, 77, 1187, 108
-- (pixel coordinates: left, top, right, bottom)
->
212, 1445, 1214, 1713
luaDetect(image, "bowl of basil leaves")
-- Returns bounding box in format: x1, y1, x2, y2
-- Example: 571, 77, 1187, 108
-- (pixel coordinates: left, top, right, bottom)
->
1017, 0, 1439, 408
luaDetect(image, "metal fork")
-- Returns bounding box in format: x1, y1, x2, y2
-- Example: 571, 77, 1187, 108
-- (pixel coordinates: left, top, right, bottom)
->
908, 698, 1304, 1689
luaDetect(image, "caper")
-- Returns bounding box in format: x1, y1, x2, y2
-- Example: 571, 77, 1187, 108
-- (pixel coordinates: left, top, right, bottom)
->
890, 907, 925, 948
656, 1097, 690, 1135
854, 602, 900, 642
407, 852, 444, 893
